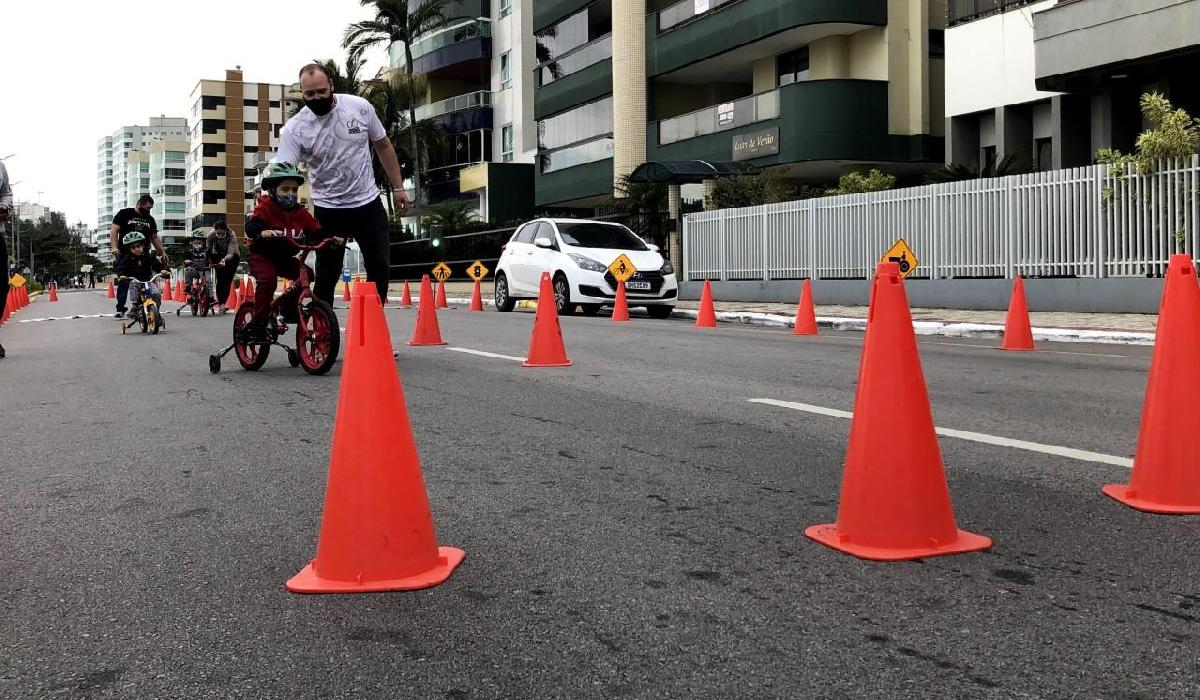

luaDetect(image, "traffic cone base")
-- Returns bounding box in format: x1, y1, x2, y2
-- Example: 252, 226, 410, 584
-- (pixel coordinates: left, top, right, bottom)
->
287, 546, 465, 593
804, 524, 992, 562
1101, 484, 1200, 515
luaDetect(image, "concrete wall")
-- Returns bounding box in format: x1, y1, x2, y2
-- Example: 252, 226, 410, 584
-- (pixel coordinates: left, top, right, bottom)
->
679, 278, 1166, 314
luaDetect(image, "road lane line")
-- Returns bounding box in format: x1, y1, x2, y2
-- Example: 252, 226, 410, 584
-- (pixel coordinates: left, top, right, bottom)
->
446, 347, 526, 362
747, 398, 1132, 468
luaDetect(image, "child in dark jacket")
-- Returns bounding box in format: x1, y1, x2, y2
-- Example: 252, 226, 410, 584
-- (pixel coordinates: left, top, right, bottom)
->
115, 231, 168, 314
243, 162, 340, 329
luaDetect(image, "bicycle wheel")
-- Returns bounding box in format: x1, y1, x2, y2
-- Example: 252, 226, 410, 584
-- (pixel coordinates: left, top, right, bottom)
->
297, 297, 340, 375
233, 302, 270, 370
138, 302, 149, 333
190, 295, 199, 316
148, 303, 161, 335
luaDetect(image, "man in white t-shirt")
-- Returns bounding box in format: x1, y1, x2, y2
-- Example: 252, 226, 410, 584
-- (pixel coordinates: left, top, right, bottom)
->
276, 63, 411, 304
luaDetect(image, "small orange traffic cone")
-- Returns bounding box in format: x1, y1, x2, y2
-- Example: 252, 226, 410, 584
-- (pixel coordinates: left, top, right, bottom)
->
793, 279, 817, 336
407, 275, 446, 346
1000, 277, 1035, 351
48, 284, 59, 302
435, 280, 449, 309
612, 282, 630, 322
400, 279, 413, 308
342, 280, 351, 303
162, 278, 174, 301
524, 272, 572, 367
805, 262, 991, 561
287, 281, 464, 593
226, 278, 239, 309
695, 280, 716, 328
107, 280, 116, 299
1103, 254, 1200, 513
469, 279, 484, 312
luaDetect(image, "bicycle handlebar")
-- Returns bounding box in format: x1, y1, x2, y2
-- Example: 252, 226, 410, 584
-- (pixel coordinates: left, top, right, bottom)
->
117, 272, 169, 284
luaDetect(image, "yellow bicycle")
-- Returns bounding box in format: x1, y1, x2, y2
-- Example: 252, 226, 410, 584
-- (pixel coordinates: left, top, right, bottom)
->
120, 272, 169, 335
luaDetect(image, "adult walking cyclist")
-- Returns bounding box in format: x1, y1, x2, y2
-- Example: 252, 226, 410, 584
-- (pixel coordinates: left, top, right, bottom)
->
275, 63, 410, 305
0, 158, 12, 358
109, 194, 169, 318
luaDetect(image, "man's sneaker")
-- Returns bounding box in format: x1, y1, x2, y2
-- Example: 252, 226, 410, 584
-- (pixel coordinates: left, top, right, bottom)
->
114, 312, 124, 319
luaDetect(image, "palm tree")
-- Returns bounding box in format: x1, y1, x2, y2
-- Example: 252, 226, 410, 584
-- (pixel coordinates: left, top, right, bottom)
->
924, 152, 1032, 184
615, 175, 670, 249
425, 199, 478, 235
344, 0, 458, 205
365, 72, 447, 215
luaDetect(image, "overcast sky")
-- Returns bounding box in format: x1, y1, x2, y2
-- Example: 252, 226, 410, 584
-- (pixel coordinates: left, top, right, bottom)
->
0, 1, 388, 228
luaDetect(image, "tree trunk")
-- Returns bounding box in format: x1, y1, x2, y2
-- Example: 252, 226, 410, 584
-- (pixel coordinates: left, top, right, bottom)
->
404, 41, 423, 208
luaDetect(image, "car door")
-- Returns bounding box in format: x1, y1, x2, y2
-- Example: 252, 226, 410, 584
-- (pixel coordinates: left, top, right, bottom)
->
505, 222, 537, 296
526, 222, 559, 287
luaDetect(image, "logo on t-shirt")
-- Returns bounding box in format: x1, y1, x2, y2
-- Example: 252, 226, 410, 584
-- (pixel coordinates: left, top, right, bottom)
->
346, 117, 363, 135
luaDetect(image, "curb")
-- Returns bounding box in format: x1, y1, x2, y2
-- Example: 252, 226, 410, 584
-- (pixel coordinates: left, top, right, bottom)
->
387, 296, 1155, 346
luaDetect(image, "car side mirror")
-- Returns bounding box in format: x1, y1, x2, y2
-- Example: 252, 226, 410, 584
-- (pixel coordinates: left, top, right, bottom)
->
647, 244, 660, 252
535, 237, 554, 249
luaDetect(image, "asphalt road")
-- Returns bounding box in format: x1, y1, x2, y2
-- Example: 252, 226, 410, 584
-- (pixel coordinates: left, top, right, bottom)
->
2, 288, 1197, 699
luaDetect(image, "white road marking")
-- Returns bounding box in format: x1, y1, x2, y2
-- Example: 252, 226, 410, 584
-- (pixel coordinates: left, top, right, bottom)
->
747, 398, 1133, 468
446, 346, 526, 362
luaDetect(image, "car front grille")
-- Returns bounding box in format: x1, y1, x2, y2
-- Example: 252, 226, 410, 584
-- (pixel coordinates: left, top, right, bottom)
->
603, 270, 666, 294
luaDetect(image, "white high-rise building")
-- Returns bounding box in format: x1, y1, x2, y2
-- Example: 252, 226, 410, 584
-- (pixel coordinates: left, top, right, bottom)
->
95, 116, 189, 242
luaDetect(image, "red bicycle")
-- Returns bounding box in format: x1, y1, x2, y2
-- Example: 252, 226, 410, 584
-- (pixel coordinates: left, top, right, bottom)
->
208, 238, 340, 375
176, 264, 216, 317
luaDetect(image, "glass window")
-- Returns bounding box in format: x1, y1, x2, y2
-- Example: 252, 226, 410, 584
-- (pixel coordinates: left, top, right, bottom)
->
244, 122, 259, 131
536, 2, 611, 63
269, 100, 281, 108
500, 52, 512, 89
202, 119, 225, 134
500, 0, 511, 17
1035, 138, 1053, 172
201, 95, 225, 110
538, 96, 613, 152
203, 190, 222, 204
244, 98, 258, 107
539, 137, 613, 173
203, 143, 225, 158
501, 124, 514, 162
778, 47, 810, 86
929, 30, 945, 59
139, 178, 150, 189
164, 168, 187, 179
202, 166, 226, 180
556, 222, 645, 250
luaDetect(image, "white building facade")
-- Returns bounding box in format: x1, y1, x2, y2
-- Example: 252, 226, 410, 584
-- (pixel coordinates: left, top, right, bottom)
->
95, 116, 189, 236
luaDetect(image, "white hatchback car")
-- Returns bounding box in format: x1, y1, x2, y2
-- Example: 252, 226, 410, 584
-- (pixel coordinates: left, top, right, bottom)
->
494, 218, 678, 318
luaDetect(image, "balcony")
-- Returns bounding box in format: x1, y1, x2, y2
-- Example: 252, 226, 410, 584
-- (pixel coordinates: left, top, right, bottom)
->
658, 91, 780, 146
948, 0, 1040, 27
534, 0, 592, 33
418, 91, 494, 134
648, 0, 886, 78
534, 56, 612, 120
394, 19, 492, 78
536, 34, 612, 87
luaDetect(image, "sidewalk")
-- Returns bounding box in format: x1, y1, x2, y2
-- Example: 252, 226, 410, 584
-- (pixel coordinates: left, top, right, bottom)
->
388, 281, 1158, 345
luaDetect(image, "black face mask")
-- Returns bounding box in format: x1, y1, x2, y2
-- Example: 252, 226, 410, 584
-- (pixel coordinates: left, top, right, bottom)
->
138, 207, 151, 216
305, 96, 334, 116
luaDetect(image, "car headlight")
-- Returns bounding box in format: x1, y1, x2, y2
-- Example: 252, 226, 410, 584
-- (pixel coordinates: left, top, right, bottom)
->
660, 258, 674, 275
568, 254, 606, 272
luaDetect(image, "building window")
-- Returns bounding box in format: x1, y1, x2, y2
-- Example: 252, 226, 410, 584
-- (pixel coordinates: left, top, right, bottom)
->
203, 190, 222, 204
501, 124, 514, 162
500, 0, 511, 18
202, 166, 226, 180
202, 119, 226, 134
269, 100, 280, 108
929, 30, 945, 59
777, 46, 810, 86
500, 52, 512, 89
982, 146, 997, 174
201, 95, 225, 110
537, 96, 614, 173
244, 98, 258, 107
202, 143, 226, 158
1035, 138, 1053, 172
164, 168, 187, 179
244, 122, 259, 131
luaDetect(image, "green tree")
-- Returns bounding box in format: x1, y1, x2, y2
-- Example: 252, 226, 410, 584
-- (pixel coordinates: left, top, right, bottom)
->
366, 72, 447, 214
826, 168, 896, 195
345, 0, 458, 206
424, 199, 478, 236
923, 152, 1032, 184
1096, 91, 1200, 176
710, 169, 797, 209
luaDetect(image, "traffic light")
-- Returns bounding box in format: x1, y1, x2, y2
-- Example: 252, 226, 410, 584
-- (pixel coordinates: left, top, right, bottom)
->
429, 224, 443, 248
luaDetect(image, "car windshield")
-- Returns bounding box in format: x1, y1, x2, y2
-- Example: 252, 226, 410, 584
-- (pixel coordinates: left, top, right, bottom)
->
556, 222, 647, 250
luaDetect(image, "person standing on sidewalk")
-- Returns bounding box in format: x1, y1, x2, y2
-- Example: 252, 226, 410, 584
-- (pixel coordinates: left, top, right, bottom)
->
109, 194, 169, 318
0, 158, 12, 358
275, 63, 410, 305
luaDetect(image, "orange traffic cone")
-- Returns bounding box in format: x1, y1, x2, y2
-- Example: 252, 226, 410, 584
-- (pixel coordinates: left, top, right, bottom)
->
107, 280, 116, 299
287, 282, 464, 593
22, 285, 29, 308
342, 280, 351, 303
805, 262, 991, 561
695, 279, 716, 328
1103, 254, 1200, 512
524, 272, 572, 367
612, 282, 630, 322
793, 279, 818, 336
469, 279, 484, 312
162, 278, 173, 301
48, 284, 59, 302
226, 278, 239, 309
400, 279, 413, 308
999, 277, 1035, 351
435, 280, 449, 309
407, 275, 446, 346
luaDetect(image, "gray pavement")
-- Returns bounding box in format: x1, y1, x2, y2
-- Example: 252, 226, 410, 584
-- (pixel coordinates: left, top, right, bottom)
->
2, 287, 1198, 698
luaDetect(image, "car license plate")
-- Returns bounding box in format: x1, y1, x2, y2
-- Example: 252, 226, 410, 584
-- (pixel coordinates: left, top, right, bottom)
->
625, 280, 651, 291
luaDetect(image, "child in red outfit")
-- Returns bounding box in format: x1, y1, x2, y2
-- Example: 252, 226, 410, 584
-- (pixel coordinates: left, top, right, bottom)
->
243, 162, 341, 327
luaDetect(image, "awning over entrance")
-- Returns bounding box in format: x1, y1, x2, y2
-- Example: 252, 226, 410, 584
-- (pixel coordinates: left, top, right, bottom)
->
626, 160, 754, 185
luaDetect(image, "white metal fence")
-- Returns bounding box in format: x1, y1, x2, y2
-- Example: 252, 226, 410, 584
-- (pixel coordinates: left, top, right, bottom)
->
683, 156, 1200, 281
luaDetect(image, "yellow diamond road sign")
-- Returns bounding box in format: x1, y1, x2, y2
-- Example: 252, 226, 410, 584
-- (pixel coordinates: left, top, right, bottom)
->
881, 239, 918, 279
432, 262, 452, 282
608, 254, 637, 283
10, 273, 26, 288
466, 260, 489, 281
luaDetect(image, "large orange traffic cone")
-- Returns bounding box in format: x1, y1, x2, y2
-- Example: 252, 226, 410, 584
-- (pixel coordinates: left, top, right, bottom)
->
174, 279, 184, 300
524, 272, 572, 367
287, 282, 464, 593
793, 279, 817, 335
695, 279, 716, 328
162, 278, 173, 301
226, 278, 239, 309
107, 280, 116, 299
400, 279, 413, 308
469, 279, 484, 312
999, 277, 1035, 351
805, 262, 991, 561
1103, 254, 1200, 513
435, 280, 449, 309
48, 284, 59, 302
612, 282, 630, 322
407, 275, 446, 346
342, 280, 352, 303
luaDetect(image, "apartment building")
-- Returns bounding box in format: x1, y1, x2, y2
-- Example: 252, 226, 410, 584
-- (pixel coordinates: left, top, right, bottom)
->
186, 69, 291, 234
389, 0, 536, 222
946, 0, 1200, 171
532, 0, 947, 208
95, 116, 189, 235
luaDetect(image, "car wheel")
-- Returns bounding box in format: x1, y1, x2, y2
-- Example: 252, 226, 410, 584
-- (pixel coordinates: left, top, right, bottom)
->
580, 304, 601, 316
553, 274, 573, 316
646, 305, 674, 319
494, 272, 516, 312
